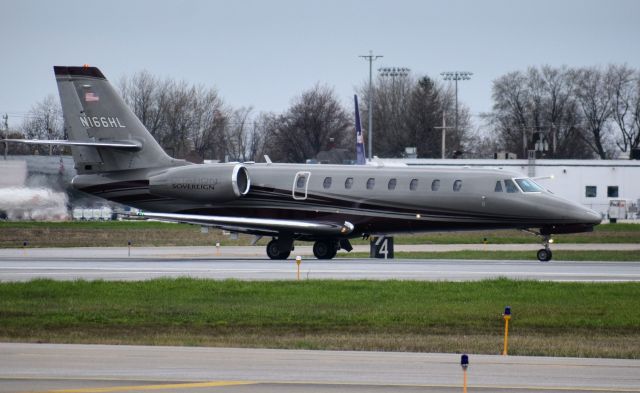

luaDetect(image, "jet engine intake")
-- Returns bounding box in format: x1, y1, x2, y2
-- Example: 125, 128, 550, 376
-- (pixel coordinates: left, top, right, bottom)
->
149, 163, 250, 203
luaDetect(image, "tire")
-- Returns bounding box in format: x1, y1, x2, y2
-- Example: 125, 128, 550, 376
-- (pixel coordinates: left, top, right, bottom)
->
313, 240, 337, 260
267, 239, 290, 260
537, 248, 552, 262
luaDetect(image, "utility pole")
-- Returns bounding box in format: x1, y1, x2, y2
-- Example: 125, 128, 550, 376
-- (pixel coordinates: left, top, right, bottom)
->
359, 50, 383, 160
440, 71, 473, 137
3, 114, 8, 160
434, 111, 453, 159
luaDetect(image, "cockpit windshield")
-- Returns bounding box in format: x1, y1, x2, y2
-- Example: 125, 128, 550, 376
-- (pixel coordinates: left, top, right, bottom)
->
515, 178, 545, 193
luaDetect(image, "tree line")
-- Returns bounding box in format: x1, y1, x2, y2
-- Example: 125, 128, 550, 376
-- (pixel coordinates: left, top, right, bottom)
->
487, 65, 640, 159
9, 64, 639, 161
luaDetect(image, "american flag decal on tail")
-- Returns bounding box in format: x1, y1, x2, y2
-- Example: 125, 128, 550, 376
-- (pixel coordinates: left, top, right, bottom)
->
85, 92, 100, 102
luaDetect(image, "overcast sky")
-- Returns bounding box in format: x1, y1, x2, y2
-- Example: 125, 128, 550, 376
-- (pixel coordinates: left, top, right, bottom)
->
1, 0, 639, 128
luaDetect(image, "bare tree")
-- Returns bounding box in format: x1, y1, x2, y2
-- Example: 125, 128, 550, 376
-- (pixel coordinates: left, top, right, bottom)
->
358, 74, 461, 158
264, 84, 351, 163
225, 107, 258, 162
20, 95, 64, 155
119, 70, 170, 139
609, 65, 640, 155
571, 66, 617, 159
119, 73, 228, 161
188, 87, 228, 160
489, 66, 592, 159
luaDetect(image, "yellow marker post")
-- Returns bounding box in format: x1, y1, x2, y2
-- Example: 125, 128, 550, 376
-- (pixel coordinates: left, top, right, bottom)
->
503, 306, 511, 356
295, 256, 301, 280
127, 240, 131, 257
216, 242, 220, 256
460, 354, 469, 393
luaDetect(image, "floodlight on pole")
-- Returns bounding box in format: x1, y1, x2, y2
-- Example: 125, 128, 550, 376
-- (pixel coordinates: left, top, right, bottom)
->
378, 67, 410, 78
440, 71, 473, 137
359, 50, 383, 160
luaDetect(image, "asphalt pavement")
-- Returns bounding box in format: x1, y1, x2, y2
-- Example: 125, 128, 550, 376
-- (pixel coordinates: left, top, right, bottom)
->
2, 343, 639, 393
0, 246, 639, 282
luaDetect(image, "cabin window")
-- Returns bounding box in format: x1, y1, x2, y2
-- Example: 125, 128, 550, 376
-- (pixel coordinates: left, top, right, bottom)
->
388, 178, 397, 190
410, 179, 419, 191
366, 178, 375, 190
296, 175, 306, 189
345, 177, 354, 189
515, 178, 544, 192
431, 179, 440, 191
607, 186, 619, 198
504, 179, 519, 193
323, 177, 332, 189
495, 181, 503, 192
453, 180, 462, 192
585, 186, 596, 198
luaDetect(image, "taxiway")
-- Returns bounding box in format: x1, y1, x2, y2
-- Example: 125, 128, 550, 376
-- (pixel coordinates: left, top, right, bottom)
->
2, 343, 639, 393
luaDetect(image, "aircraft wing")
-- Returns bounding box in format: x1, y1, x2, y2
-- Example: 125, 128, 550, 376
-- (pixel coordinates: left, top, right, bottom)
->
134, 211, 355, 236
2, 139, 142, 151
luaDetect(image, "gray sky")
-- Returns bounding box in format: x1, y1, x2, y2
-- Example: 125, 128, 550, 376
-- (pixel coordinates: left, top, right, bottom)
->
1, 0, 639, 128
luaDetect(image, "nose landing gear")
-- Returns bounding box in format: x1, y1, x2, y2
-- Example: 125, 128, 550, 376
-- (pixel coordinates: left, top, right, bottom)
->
522, 230, 554, 262
536, 235, 553, 262
536, 235, 554, 262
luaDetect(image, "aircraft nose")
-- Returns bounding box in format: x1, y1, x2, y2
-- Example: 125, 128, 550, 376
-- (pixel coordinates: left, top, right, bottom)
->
577, 207, 602, 225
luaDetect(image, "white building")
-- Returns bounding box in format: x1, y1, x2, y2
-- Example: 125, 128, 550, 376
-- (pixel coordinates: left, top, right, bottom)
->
379, 158, 640, 217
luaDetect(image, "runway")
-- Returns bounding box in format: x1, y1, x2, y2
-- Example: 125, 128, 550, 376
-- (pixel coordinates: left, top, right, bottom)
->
1, 247, 640, 282
2, 343, 640, 393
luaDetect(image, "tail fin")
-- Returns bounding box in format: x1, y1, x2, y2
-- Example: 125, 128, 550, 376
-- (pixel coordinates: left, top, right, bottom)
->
354, 95, 366, 165
54, 66, 176, 174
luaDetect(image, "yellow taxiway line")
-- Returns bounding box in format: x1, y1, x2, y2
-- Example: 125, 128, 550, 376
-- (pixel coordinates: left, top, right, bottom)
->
43, 381, 256, 393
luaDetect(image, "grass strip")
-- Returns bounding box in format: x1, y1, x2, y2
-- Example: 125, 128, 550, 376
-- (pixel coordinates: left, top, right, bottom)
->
1, 222, 639, 248
344, 250, 640, 261
1, 278, 638, 358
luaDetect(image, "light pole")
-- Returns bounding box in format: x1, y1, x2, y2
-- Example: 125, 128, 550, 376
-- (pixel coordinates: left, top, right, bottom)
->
359, 50, 383, 160
2, 114, 8, 160
440, 71, 472, 136
379, 67, 410, 154
434, 111, 453, 159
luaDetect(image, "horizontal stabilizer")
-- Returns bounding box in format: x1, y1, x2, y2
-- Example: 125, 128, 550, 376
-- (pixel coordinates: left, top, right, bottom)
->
2, 139, 142, 151
134, 211, 355, 236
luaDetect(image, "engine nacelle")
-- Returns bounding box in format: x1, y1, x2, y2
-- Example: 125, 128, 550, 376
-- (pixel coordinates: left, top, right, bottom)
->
149, 163, 250, 203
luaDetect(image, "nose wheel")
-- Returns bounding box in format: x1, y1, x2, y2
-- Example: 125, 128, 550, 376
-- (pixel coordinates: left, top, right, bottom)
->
521, 230, 554, 262
537, 248, 552, 262
536, 235, 553, 262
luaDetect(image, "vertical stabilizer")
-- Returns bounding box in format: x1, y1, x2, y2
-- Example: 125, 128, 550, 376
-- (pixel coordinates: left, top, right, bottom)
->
54, 66, 176, 174
354, 95, 366, 165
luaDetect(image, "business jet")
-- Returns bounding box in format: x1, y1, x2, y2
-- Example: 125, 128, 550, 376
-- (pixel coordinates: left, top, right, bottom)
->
4, 66, 601, 261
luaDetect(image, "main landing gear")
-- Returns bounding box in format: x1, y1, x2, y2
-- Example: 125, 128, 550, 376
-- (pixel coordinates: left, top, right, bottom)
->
312, 240, 338, 259
266, 238, 292, 260
265, 237, 352, 260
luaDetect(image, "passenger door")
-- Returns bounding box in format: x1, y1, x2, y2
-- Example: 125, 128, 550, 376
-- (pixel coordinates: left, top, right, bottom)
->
292, 171, 311, 200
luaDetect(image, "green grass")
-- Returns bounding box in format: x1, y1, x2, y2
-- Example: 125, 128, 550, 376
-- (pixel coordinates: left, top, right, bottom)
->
345, 250, 640, 261
1, 278, 639, 358
352, 223, 640, 245
1, 221, 639, 248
